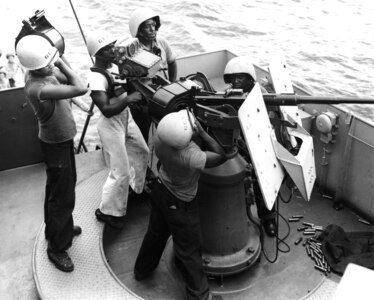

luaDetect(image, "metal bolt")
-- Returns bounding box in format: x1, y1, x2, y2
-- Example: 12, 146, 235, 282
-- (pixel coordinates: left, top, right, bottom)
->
247, 247, 255, 253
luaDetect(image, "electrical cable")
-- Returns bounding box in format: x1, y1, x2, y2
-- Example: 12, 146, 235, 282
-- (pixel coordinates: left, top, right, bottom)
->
244, 172, 293, 264
260, 195, 291, 264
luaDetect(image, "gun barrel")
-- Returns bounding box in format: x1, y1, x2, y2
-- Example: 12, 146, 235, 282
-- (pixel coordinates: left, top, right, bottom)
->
194, 93, 374, 107
263, 94, 374, 106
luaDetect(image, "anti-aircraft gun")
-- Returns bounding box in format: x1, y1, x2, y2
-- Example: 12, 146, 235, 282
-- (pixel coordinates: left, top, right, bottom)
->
15, 10, 374, 278
113, 55, 374, 277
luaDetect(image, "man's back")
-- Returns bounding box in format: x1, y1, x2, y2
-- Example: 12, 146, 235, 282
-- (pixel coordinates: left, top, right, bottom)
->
155, 133, 206, 202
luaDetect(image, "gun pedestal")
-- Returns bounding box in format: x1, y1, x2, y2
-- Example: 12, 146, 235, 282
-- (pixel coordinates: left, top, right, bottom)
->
197, 154, 261, 276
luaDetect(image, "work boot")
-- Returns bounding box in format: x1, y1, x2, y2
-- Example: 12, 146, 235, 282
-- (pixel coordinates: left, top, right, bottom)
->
263, 219, 277, 237
95, 209, 126, 229
134, 269, 152, 281
47, 248, 74, 272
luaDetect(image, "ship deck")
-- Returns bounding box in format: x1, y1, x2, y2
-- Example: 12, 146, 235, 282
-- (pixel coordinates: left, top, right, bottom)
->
1, 150, 374, 299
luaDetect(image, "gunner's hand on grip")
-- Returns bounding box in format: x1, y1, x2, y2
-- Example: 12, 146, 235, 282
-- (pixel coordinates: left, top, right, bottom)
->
127, 91, 143, 104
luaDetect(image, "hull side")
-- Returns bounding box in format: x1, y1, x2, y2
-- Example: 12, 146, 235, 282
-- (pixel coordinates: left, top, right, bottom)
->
0, 87, 42, 171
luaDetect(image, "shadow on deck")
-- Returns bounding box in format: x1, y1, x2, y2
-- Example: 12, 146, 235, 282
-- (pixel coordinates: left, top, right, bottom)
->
16, 150, 374, 299
103, 184, 351, 300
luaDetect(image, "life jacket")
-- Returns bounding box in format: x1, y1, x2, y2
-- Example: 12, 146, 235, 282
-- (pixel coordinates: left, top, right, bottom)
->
90, 67, 115, 98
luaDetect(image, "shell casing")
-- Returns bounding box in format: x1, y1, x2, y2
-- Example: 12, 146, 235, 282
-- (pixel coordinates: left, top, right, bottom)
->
309, 245, 319, 253
309, 241, 321, 248
302, 222, 314, 227
313, 227, 324, 231
295, 237, 303, 245
304, 231, 316, 236
292, 215, 304, 219
309, 242, 322, 250
310, 245, 323, 254
358, 219, 371, 225
288, 218, 300, 222
297, 227, 308, 231
314, 265, 327, 273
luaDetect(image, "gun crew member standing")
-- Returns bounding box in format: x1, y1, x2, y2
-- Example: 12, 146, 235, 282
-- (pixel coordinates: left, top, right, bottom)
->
134, 110, 226, 300
17, 35, 87, 272
128, 7, 178, 148
86, 32, 149, 230
129, 7, 177, 82
223, 56, 277, 237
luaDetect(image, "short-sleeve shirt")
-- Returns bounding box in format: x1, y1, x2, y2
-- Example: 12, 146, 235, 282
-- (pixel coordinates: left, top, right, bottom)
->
155, 133, 206, 202
24, 73, 76, 143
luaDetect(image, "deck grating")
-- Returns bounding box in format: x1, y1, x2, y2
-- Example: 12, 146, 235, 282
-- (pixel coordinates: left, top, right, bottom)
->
33, 169, 143, 300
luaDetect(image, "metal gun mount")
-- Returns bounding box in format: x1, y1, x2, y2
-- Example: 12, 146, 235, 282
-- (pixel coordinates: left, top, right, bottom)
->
113, 40, 162, 79
15, 10, 65, 55
144, 76, 374, 127
131, 77, 374, 208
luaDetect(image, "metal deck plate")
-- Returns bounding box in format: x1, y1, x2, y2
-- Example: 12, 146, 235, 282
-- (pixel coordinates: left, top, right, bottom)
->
33, 169, 142, 299
32, 167, 341, 300
302, 277, 339, 300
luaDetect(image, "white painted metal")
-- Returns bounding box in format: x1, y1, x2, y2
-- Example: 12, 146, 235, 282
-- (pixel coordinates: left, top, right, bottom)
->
332, 263, 374, 300
272, 121, 316, 201
268, 58, 301, 149
238, 83, 285, 210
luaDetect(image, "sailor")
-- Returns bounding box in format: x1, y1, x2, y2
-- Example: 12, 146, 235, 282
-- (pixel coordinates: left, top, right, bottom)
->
86, 32, 149, 230
0, 48, 5, 67
128, 7, 178, 145
134, 110, 226, 300
129, 7, 177, 82
223, 56, 277, 237
16, 35, 87, 272
0, 67, 10, 89
4, 52, 25, 87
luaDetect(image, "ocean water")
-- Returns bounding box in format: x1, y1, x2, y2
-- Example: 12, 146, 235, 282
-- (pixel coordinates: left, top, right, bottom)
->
1, 0, 374, 149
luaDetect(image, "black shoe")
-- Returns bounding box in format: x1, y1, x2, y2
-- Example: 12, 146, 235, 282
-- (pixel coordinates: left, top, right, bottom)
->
134, 269, 152, 281
129, 190, 149, 201
47, 248, 74, 272
95, 209, 126, 229
263, 219, 277, 237
73, 225, 82, 236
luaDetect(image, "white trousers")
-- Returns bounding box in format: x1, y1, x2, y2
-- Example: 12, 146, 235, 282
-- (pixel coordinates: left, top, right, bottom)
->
98, 108, 149, 217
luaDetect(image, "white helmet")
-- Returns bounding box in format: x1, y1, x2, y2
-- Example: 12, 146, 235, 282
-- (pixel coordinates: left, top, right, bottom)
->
129, 7, 161, 38
86, 32, 117, 57
223, 56, 257, 83
157, 110, 195, 149
16, 35, 59, 71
